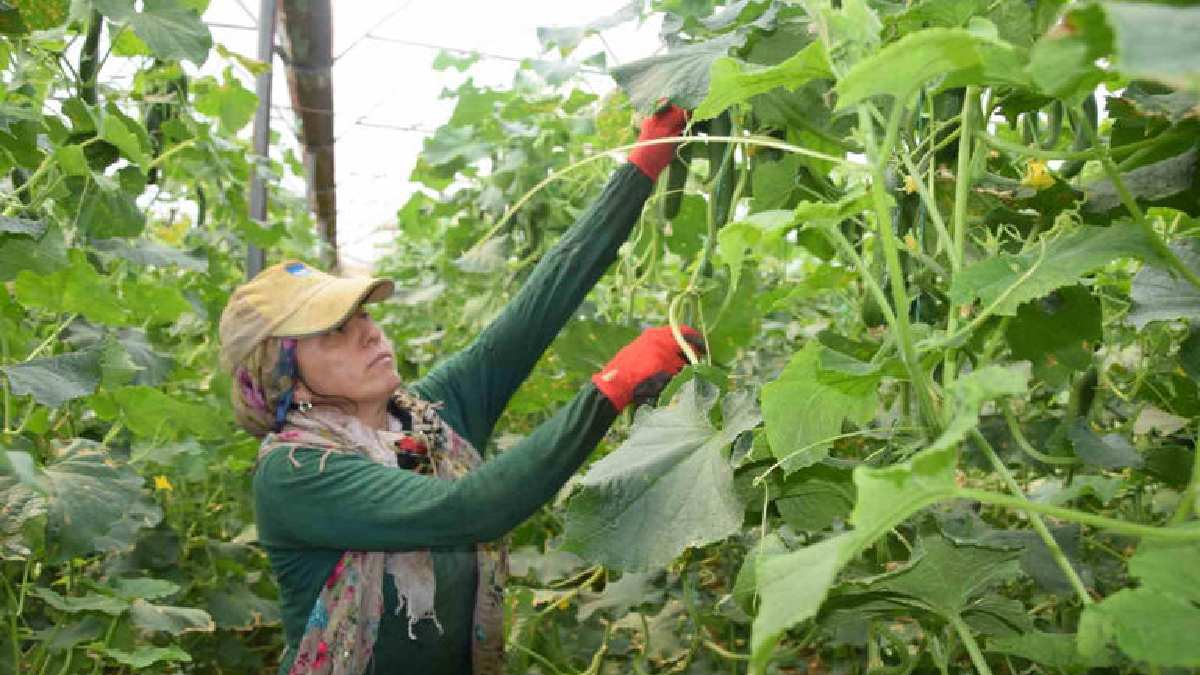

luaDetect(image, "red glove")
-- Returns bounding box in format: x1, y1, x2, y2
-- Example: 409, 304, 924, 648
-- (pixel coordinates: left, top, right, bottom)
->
627, 102, 690, 181
592, 326, 705, 411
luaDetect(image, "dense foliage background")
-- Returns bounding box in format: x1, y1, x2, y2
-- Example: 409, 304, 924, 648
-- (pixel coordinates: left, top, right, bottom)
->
2, 0, 1200, 673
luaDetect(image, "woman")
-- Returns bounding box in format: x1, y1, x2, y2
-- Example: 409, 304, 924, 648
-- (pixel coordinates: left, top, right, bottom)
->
218, 105, 695, 675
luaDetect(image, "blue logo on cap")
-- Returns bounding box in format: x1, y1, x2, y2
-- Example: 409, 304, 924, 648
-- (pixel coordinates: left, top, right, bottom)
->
286, 262, 311, 277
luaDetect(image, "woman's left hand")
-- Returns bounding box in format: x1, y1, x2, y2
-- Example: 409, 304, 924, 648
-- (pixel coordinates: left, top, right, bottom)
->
591, 325, 705, 411
627, 102, 690, 181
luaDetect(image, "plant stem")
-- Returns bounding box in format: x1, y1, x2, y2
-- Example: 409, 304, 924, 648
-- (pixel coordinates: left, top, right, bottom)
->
970, 429, 1092, 605
956, 488, 1200, 541
25, 314, 79, 363
1001, 404, 1080, 466
947, 612, 993, 675
944, 86, 978, 388
898, 151, 956, 268
977, 133, 1099, 162
147, 139, 198, 170
1, 331, 10, 434
509, 642, 563, 675
469, 134, 862, 256
858, 102, 939, 431
1103, 156, 1200, 290
1072, 110, 1200, 291
819, 223, 900, 332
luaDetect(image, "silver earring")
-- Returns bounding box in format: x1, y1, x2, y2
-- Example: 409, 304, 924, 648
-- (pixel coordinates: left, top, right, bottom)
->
297, 400, 313, 413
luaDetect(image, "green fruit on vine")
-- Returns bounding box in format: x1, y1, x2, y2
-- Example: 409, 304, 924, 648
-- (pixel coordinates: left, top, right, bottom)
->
706, 111, 731, 175
1042, 100, 1064, 150
861, 275, 891, 327
1060, 94, 1098, 179
933, 88, 965, 166
660, 143, 690, 221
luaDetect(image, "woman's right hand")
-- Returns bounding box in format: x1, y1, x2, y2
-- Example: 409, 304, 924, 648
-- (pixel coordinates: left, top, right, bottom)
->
627, 103, 690, 181
591, 326, 705, 411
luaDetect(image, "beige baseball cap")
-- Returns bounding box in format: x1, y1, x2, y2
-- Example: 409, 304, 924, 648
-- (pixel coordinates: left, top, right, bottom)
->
218, 260, 394, 372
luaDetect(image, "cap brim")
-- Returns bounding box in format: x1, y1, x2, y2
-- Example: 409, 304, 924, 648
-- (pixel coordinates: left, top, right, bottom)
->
271, 277, 394, 337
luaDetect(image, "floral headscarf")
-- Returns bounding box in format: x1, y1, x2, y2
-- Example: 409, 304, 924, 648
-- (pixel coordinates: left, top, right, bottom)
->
231, 336, 301, 438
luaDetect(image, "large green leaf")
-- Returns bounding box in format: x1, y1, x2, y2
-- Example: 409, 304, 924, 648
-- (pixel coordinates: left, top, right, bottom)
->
760, 342, 880, 472
1005, 285, 1101, 386
1025, 4, 1109, 99
14, 251, 127, 325
694, 42, 831, 120
129, 598, 214, 635
122, 280, 191, 324
0, 215, 44, 237
751, 534, 851, 666
561, 381, 759, 570
863, 530, 1021, 617
42, 440, 162, 561
611, 33, 745, 112
194, 70, 258, 133
1, 347, 103, 408
751, 155, 802, 212
107, 386, 225, 440
576, 571, 663, 621
100, 113, 147, 169
91, 237, 207, 272
204, 582, 281, 630
74, 176, 147, 238
848, 445, 959, 538
835, 28, 1029, 109
949, 225, 1157, 316
3, 0, 68, 31
114, 0, 212, 65
110, 577, 180, 601
31, 587, 129, 615
1126, 238, 1200, 329
716, 210, 793, 291
775, 463, 855, 532
750, 445, 960, 668
1084, 150, 1197, 215
1067, 420, 1143, 469
0, 224, 68, 282
1078, 541, 1200, 667
989, 630, 1111, 673
928, 364, 1028, 454
35, 616, 106, 653
0, 466, 45, 557
101, 646, 191, 669
536, 0, 641, 55
1104, 2, 1200, 92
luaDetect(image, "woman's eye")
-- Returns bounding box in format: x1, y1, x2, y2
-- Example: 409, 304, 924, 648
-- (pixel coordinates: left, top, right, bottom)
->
332, 310, 368, 333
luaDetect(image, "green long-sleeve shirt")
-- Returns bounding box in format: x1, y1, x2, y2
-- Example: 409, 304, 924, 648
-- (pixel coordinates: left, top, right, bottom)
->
254, 163, 653, 674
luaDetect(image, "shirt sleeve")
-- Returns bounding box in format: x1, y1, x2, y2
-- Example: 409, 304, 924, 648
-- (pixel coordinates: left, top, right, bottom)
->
411, 163, 653, 450
253, 383, 617, 552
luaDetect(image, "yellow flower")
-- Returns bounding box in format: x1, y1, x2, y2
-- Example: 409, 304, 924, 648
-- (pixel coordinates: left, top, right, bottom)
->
903, 174, 919, 194
1021, 159, 1055, 191
153, 475, 174, 492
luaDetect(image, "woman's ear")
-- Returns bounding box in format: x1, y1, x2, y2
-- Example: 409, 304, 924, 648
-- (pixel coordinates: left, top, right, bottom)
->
292, 380, 312, 406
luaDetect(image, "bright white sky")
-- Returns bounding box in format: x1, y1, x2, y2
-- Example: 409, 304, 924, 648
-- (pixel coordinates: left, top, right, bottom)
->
200, 1, 662, 272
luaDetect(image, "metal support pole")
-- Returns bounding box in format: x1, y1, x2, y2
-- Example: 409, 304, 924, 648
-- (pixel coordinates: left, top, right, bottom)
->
246, 0, 278, 280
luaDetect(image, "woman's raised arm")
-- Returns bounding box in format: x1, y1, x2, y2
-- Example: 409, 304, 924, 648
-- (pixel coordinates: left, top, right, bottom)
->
412, 105, 687, 451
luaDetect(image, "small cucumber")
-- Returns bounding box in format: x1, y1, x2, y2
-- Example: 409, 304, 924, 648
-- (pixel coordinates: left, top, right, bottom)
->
707, 111, 732, 175
1059, 94, 1098, 179
661, 143, 691, 221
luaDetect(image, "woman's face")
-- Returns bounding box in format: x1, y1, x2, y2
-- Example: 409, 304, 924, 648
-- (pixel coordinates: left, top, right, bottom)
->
292, 306, 401, 407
